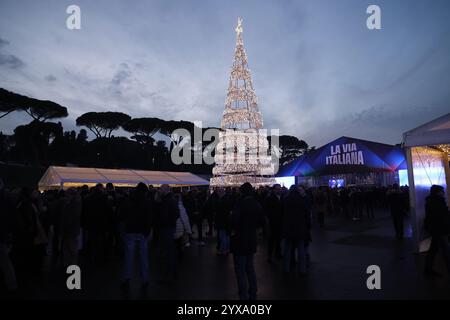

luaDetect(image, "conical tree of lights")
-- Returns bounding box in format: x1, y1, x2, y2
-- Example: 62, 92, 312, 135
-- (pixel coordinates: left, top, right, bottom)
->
210, 17, 276, 187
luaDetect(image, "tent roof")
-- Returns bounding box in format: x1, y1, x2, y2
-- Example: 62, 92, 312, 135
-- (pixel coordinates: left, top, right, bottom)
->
403, 113, 450, 147
38, 166, 209, 190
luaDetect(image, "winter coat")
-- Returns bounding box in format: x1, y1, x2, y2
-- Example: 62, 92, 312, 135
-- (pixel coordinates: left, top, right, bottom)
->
214, 195, 232, 230
156, 193, 180, 229
120, 191, 154, 236
230, 195, 263, 256
60, 197, 82, 238
282, 190, 310, 241
424, 195, 450, 236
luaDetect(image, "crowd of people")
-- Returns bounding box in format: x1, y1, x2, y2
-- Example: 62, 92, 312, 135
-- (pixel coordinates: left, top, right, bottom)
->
0, 177, 448, 299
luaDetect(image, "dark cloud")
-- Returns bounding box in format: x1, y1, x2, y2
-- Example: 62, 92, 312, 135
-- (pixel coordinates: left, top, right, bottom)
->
386, 36, 447, 90
45, 74, 57, 82
111, 63, 131, 86
0, 37, 10, 47
0, 36, 24, 69
111, 69, 131, 86
0, 53, 24, 69
351, 105, 387, 124
110, 63, 132, 95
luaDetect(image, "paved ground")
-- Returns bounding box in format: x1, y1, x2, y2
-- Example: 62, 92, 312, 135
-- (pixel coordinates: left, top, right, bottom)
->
2, 209, 450, 300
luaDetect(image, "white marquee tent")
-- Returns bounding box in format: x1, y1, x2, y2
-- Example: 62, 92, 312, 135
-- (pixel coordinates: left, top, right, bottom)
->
402, 113, 450, 252
38, 166, 210, 190
403, 113, 450, 148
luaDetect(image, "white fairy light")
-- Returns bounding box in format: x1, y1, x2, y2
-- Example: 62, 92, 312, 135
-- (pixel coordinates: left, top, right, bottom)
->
437, 144, 450, 155
210, 18, 276, 187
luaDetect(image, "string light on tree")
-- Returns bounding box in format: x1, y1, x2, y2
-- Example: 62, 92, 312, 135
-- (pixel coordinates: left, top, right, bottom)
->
210, 17, 276, 187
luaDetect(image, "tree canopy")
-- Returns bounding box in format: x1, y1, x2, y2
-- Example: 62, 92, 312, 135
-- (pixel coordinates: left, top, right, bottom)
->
0, 88, 29, 118
1, 88, 312, 174
269, 135, 311, 166
0, 87, 68, 121
122, 117, 163, 145
76, 111, 131, 138
26, 99, 68, 122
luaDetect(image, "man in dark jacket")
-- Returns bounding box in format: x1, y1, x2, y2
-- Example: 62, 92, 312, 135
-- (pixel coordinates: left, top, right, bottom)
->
387, 184, 407, 239
265, 184, 283, 262
230, 182, 263, 300
424, 185, 450, 276
214, 188, 232, 255
0, 179, 18, 293
156, 184, 179, 283
120, 183, 154, 293
84, 184, 111, 263
282, 185, 310, 276
184, 188, 205, 245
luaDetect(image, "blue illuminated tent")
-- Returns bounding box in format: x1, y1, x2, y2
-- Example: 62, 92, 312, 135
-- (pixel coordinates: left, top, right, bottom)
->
278, 136, 406, 177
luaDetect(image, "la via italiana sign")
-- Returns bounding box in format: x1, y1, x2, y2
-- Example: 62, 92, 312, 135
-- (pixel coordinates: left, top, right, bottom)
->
325, 143, 365, 166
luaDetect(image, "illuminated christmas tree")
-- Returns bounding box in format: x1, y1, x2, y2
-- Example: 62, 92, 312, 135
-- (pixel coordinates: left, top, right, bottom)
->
210, 18, 276, 187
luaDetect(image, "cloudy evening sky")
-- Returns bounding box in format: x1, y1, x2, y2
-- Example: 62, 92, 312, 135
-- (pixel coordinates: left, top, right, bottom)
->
0, 0, 449, 147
